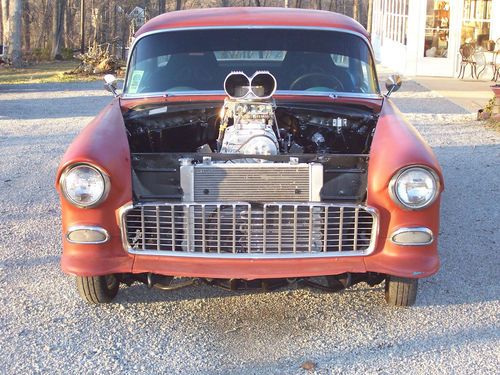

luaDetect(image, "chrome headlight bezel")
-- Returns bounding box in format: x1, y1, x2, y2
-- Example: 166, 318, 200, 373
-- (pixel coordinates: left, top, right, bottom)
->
389, 166, 440, 210
60, 163, 110, 208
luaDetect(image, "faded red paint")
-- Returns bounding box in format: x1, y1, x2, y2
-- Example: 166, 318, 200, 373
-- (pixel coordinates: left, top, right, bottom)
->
135, 7, 368, 38
56, 99, 134, 276
56, 8, 442, 280
119, 94, 384, 113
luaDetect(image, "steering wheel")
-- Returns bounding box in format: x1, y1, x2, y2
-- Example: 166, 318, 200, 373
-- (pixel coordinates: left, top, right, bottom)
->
289, 73, 344, 91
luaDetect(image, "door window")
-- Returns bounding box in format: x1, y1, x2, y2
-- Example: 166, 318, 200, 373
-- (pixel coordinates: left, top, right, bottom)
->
461, 0, 492, 50
423, 0, 450, 58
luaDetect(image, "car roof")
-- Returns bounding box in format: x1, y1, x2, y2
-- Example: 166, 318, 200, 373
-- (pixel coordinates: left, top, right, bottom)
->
135, 7, 368, 39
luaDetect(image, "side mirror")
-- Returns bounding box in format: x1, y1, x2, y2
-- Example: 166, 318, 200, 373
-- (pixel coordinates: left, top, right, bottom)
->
385, 74, 402, 97
104, 74, 119, 97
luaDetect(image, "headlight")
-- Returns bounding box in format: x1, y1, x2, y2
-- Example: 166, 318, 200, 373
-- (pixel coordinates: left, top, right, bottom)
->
390, 166, 439, 210
60, 164, 109, 208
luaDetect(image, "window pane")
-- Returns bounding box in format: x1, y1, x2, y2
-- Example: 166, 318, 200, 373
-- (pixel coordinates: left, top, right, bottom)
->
461, 0, 491, 48
423, 0, 450, 58
125, 29, 379, 95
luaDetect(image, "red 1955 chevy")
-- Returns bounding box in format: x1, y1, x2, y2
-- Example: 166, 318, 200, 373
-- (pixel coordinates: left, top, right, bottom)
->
56, 7, 443, 306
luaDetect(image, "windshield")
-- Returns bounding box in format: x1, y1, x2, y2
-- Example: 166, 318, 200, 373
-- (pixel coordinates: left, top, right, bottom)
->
125, 28, 379, 96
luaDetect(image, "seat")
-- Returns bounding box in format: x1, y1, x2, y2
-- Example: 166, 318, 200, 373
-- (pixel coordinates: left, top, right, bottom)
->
458, 43, 478, 79
492, 38, 500, 82
281, 52, 355, 92
493, 50, 500, 82
475, 51, 487, 79
156, 52, 221, 91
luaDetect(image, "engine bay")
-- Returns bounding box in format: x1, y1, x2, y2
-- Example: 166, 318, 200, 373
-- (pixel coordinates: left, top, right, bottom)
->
124, 72, 378, 156
123, 71, 380, 203
125, 101, 378, 156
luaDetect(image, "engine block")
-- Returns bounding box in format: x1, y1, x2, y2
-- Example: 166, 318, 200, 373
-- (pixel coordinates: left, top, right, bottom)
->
219, 102, 279, 156
218, 71, 280, 159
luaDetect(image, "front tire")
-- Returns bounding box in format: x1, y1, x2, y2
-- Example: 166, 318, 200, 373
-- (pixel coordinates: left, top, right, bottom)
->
385, 276, 418, 307
76, 275, 119, 304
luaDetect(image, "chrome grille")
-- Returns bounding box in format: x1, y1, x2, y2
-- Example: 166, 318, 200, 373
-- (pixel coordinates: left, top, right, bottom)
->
122, 203, 377, 258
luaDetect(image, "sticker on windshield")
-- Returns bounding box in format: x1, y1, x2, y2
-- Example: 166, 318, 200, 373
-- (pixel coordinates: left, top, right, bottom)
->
128, 71, 144, 94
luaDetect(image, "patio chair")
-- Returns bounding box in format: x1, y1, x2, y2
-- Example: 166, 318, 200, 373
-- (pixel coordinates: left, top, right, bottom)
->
458, 43, 478, 79
493, 50, 499, 82
474, 51, 487, 78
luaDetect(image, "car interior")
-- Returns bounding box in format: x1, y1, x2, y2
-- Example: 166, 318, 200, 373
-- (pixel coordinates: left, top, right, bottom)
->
134, 51, 365, 94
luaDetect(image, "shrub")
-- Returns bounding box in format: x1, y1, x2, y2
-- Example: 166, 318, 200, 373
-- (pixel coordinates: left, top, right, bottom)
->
61, 48, 74, 60
31, 48, 51, 61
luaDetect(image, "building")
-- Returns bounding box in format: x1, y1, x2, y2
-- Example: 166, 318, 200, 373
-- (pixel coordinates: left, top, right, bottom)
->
371, 0, 500, 77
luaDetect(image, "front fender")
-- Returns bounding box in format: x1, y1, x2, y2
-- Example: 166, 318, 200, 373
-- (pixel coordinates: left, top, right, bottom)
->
56, 98, 134, 275
364, 99, 444, 277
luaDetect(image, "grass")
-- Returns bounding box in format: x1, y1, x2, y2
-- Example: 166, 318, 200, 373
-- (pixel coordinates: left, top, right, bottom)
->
0, 60, 101, 84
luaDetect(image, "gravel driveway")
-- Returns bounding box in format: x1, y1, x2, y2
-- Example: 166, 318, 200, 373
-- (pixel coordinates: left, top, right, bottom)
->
0, 79, 499, 374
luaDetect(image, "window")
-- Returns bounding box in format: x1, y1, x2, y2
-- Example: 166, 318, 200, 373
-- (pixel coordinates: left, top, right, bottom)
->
372, 0, 409, 46
125, 29, 379, 95
461, 0, 492, 49
423, 0, 450, 58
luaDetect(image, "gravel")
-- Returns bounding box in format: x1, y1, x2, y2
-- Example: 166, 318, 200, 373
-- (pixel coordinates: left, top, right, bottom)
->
0, 79, 499, 375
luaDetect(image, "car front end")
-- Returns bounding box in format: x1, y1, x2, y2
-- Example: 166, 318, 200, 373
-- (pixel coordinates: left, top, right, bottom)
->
56, 9, 443, 306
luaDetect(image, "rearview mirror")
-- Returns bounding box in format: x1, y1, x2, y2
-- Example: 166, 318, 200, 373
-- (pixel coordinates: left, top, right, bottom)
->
104, 74, 119, 97
385, 74, 402, 97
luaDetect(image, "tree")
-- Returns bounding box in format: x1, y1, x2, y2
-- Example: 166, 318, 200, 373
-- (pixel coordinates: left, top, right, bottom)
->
0, 1, 3, 46
110, 0, 117, 54
367, 0, 373, 33
353, 0, 360, 21
158, 0, 166, 14
80, 0, 85, 53
176, 0, 182, 10
7, 0, 22, 66
1, 0, 8, 48
22, 0, 29, 50
51, 0, 66, 59
64, 0, 76, 49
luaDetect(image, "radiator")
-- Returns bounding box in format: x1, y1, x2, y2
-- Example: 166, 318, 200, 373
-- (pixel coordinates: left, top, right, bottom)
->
180, 160, 323, 202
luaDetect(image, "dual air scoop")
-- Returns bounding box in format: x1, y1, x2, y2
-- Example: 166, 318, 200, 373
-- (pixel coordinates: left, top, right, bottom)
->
224, 71, 277, 100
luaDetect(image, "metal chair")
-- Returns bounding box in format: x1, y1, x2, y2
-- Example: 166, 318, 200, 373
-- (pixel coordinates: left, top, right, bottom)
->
475, 51, 487, 79
493, 50, 500, 82
458, 43, 478, 79
493, 39, 500, 81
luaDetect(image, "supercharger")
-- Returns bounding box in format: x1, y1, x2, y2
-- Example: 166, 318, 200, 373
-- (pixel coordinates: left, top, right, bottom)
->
218, 71, 280, 159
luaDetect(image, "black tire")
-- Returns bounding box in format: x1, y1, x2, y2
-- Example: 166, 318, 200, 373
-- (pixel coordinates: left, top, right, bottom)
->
385, 276, 418, 307
76, 275, 119, 304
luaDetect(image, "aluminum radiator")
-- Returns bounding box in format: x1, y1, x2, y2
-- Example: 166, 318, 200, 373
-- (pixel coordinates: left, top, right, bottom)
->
180, 160, 323, 202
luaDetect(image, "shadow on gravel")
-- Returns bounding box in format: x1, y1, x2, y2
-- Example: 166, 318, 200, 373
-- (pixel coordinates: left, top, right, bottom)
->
0, 82, 103, 93
216, 324, 499, 375
0, 255, 59, 269
115, 282, 384, 305
394, 79, 434, 93
1, 96, 112, 119
392, 98, 469, 114
389, 80, 470, 115
418, 144, 500, 307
